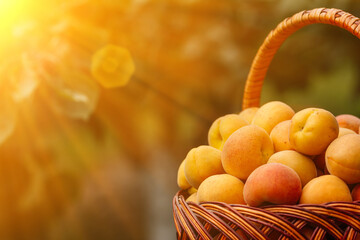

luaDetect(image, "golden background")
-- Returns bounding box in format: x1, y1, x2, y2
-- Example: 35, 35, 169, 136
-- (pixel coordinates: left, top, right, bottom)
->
0, 0, 359, 239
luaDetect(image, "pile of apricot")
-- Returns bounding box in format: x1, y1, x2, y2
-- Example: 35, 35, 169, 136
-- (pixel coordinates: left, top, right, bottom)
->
177, 101, 360, 207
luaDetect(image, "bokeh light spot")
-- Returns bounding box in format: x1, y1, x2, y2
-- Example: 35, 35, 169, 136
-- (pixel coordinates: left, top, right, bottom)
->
91, 44, 135, 88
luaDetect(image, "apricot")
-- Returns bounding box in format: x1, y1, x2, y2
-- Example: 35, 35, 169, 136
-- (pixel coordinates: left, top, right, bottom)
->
177, 160, 191, 190
186, 192, 198, 203
270, 120, 293, 152
336, 114, 360, 133
222, 125, 274, 180
268, 150, 317, 186
299, 175, 352, 204
187, 187, 197, 195
184, 146, 225, 189
326, 134, 360, 184
289, 108, 339, 155
351, 183, 360, 201
338, 127, 356, 137
197, 174, 245, 204
243, 163, 302, 207
208, 114, 248, 150
252, 101, 295, 134
238, 107, 258, 124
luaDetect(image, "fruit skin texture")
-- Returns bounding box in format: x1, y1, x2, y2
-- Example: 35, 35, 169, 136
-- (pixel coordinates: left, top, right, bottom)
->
351, 183, 360, 201
186, 192, 198, 203
270, 120, 293, 152
289, 108, 339, 156
243, 163, 302, 207
252, 101, 295, 134
187, 187, 197, 195
184, 146, 225, 189
208, 114, 248, 150
299, 175, 352, 204
313, 127, 355, 171
326, 134, 360, 184
338, 127, 356, 137
267, 150, 317, 187
336, 114, 360, 133
197, 174, 245, 204
221, 125, 274, 181
177, 160, 192, 190
238, 107, 258, 124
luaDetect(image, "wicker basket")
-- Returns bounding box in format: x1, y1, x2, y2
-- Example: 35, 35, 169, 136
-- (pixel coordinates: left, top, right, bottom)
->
173, 8, 360, 240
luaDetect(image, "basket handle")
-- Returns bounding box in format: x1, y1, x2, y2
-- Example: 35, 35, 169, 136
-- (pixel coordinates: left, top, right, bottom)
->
242, 8, 360, 109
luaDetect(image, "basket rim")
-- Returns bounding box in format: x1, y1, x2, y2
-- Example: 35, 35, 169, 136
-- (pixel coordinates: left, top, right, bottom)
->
173, 190, 360, 240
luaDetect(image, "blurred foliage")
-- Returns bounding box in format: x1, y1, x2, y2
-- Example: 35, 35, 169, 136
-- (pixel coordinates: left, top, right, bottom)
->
263, 60, 360, 115
0, 0, 359, 240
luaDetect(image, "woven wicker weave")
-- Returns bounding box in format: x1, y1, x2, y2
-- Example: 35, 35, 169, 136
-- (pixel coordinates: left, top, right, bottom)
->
173, 8, 360, 240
